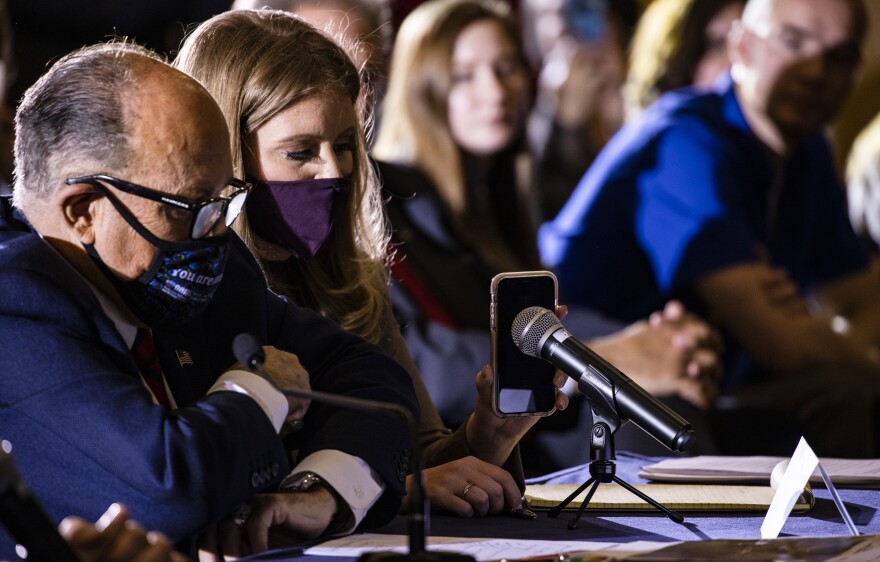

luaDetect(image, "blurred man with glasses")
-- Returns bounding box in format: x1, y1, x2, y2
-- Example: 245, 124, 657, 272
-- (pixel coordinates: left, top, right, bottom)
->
540, 0, 880, 457
0, 41, 417, 559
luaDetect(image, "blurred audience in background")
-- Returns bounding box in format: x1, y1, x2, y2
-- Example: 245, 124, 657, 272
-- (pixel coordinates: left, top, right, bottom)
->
522, 0, 640, 224
624, 0, 745, 119
846, 111, 880, 260
231, 0, 393, 125
375, 0, 719, 473
540, 0, 880, 458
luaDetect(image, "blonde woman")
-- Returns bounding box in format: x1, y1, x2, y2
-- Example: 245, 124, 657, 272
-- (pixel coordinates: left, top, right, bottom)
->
173, 9, 562, 525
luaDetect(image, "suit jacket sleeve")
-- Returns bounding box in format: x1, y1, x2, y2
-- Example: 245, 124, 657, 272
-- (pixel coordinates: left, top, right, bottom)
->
0, 236, 289, 556
159, 235, 420, 531
262, 277, 419, 529
376, 297, 528, 486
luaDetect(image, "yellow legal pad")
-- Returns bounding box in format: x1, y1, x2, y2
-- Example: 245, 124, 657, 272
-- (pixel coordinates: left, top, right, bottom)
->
524, 483, 814, 513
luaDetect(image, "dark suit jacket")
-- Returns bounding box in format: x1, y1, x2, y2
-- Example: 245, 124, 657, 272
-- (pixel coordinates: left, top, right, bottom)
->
0, 196, 417, 557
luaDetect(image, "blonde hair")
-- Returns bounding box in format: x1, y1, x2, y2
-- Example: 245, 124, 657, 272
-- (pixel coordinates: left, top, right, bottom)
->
624, 0, 745, 119
846, 112, 880, 247
373, 0, 520, 216
174, 9, 391, 344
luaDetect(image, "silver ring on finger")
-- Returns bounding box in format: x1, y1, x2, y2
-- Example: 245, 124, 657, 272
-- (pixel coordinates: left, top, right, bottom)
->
462, 482, 474, 498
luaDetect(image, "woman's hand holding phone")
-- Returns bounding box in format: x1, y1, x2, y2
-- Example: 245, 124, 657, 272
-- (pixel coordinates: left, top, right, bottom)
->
465, 364, 569, 467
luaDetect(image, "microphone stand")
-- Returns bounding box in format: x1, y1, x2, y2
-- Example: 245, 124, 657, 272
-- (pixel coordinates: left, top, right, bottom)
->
233, 334, 473, 562
547, 376, 684, 529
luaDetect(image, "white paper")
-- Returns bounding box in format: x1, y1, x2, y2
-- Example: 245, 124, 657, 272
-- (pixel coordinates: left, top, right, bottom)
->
761, 438, 819, 539
640, 455, 880, 485
304, 533, 672, 561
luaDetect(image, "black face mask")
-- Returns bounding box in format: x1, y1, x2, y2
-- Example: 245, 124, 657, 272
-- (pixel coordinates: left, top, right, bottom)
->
85, 196, 230, 328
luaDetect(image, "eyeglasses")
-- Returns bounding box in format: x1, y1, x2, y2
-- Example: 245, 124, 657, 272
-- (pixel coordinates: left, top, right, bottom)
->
66, 174, 250, 239
749, 23, 861, 68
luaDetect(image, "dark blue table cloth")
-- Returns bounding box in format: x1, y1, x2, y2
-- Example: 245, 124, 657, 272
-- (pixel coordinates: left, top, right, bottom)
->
241, 453, 880, 561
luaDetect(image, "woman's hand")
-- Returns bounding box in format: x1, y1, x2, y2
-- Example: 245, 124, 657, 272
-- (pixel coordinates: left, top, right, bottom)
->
465, 364, 568, 466
402, 456, 522, 517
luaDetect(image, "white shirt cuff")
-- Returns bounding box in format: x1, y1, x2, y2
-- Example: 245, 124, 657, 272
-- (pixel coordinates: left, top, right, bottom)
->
208, 370, 288, 433
283, 449, 385, 533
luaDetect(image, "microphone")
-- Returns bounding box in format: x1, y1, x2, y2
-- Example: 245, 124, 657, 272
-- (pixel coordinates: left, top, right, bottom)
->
232, 333, 473, 562
0, 443, 83, 562
511, 307, 695, 453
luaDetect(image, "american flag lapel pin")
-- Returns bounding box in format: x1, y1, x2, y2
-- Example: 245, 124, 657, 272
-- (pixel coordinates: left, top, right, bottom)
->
175, 350, 194, 367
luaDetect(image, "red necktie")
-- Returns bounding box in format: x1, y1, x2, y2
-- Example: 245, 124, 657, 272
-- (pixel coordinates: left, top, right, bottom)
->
131, 328, 172, 407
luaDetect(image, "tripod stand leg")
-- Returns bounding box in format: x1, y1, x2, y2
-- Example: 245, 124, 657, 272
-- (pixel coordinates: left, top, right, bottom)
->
568, 479, 602, 530
612, 476, 684, 523
549, 477, 595, 518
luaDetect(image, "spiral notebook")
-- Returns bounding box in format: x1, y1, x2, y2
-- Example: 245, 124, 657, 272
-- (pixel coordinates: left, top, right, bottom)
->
524, 483, 814, 513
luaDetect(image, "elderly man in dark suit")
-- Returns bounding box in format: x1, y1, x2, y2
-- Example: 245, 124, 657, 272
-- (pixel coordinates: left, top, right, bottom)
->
0, 41, 417, 559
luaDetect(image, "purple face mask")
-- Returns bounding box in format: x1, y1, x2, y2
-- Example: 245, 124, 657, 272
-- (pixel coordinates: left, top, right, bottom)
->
245, 177, 352, 258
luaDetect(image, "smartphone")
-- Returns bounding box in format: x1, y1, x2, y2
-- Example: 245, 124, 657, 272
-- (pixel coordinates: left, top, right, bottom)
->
490, 271, 559, 417
564, 0, 607, 42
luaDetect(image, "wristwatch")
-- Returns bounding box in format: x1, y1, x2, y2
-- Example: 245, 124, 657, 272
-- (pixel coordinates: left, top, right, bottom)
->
284, 471, 326, 492
283, 472, 351, 534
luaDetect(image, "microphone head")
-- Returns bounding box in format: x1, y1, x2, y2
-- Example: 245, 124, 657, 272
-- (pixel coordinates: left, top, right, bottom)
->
232, 333, 265, 368
512, 306, 560, 357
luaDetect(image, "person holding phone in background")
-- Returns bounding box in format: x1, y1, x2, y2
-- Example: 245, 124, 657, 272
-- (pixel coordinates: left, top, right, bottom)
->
173, 9, 566, 522
522, 0, 640, 224
374, 0, 720, 470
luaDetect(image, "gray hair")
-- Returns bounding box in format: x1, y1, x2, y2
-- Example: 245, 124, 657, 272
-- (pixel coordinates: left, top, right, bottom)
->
12, 41, 162, 210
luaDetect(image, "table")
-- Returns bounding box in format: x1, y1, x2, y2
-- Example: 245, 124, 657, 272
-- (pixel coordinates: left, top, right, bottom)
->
241, 453, 880, 561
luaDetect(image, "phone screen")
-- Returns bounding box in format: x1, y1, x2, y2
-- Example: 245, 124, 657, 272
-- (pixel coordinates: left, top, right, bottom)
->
494, 274, 558, 415
564, 0, 607, 42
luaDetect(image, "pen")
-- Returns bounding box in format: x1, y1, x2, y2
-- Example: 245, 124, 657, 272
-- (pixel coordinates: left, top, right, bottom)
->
503, 505, 537, 520
504, 496, 537, 520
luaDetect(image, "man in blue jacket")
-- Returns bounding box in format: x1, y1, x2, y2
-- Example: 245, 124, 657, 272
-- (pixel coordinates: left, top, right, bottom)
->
0, 41, 417, 558
540, 0, 880, 457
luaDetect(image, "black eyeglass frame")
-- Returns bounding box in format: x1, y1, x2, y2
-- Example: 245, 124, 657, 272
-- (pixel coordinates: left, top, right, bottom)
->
65, 174, 250, 240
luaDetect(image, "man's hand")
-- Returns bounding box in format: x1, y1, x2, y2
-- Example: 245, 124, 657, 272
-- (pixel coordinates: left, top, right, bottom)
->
59, 503, 187, 562
590, 301, 721, 410
465, 365, 568, 466
217, 489, 337, 557
236, 346, 311, 424
403, 456, 523, 517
